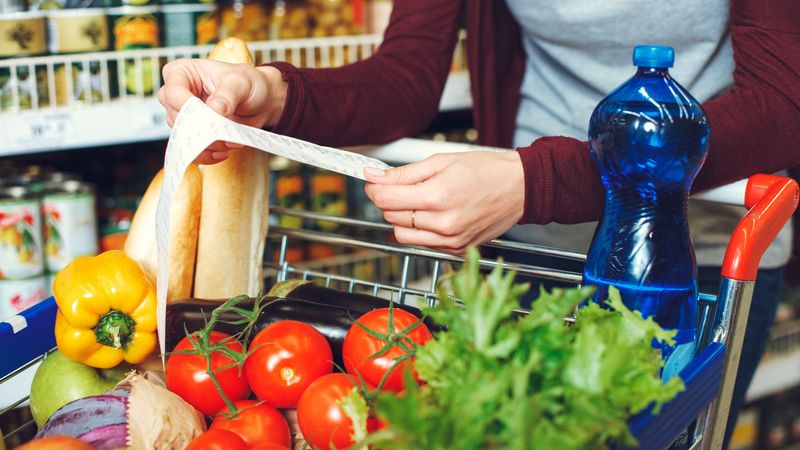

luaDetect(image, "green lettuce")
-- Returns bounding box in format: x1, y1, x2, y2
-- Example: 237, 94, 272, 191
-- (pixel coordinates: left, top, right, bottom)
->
368, 249, 684, 450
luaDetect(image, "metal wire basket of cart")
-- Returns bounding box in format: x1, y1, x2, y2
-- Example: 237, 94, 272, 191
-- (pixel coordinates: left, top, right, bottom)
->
1, 174, 797, 450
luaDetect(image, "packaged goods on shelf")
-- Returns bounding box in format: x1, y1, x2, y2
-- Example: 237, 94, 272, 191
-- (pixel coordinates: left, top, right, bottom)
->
308, 0, 362, 37
730, 407, 759, 450
218, 0, 270, 42
107, 5, 159, 95
311, 168, 346, 231
161, 2, 218, 46
0, 185, 47, 318
41, 179, 98, 272
46, 8, 108, 53
98, 194, 136, 251
271, 0, 310, 39
0, 11, 47, 58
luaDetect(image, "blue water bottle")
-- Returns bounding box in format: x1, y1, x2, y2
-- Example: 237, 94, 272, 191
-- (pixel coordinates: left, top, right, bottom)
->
583, 45, 710, 380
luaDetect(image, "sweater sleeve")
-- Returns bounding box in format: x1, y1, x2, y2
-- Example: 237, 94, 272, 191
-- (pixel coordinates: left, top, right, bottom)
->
518, 0, 800, 225
267, 0, 463, 147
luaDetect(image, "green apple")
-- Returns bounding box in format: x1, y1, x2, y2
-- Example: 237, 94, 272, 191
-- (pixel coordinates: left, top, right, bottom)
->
29, 351, 131, 428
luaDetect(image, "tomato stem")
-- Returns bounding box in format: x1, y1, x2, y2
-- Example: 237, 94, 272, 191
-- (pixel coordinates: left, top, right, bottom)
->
173, 293, 276, 419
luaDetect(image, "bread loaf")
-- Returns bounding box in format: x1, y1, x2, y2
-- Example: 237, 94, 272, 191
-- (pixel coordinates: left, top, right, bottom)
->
124, 165, 202, 302
192, 38, 271, 299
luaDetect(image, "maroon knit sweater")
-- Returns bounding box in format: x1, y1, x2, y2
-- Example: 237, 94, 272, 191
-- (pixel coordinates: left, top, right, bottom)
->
270, 0, 800, 225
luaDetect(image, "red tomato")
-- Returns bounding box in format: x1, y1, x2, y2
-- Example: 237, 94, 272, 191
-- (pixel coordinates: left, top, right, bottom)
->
245, 320, 333, 408
250, 445, 292, 450
166, 331, 250, 416
210, 400, 292, 448
186, 429, 248, 450
342, 308, 432, 392
297, 373, 365, 450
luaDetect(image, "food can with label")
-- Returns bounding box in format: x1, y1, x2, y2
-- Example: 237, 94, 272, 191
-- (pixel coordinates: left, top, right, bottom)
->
0, 185, 44, 280
42, 180, 98, 272
3, 170, 79, 194
161, 3, 217, 47
0, 274, 47, 319
107, 5, 159, 50
275, 161, 305, 229
46, 8, 108, 53
107, 6, 159, 95
0, 0, 26, 14
311, 169, 346, 231
0, 11, 47, 57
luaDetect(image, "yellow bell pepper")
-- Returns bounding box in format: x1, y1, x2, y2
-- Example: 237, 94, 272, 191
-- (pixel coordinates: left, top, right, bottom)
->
53, 250, 157, 369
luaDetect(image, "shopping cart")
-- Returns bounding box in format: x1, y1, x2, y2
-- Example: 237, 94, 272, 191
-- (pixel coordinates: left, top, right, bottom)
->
0, 174, 796, 450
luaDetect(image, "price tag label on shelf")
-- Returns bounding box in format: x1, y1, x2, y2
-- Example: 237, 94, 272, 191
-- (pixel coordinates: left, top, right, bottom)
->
11, 113, 73, 145
154, 97, 392, 359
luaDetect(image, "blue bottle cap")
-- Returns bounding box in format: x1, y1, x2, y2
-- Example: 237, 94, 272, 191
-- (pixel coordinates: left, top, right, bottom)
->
633, 45, 674, 68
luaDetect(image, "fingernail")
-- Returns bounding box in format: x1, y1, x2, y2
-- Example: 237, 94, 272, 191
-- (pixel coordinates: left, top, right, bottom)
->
212, 151, 229, 160
364, 167, 385, 177
209, 97, 228, 114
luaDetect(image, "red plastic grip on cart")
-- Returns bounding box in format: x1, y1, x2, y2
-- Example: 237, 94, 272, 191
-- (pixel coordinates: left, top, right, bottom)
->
721, 174, 799, 281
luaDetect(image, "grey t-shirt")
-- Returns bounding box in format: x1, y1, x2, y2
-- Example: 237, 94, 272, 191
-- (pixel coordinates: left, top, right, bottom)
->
503, 0, 792, 269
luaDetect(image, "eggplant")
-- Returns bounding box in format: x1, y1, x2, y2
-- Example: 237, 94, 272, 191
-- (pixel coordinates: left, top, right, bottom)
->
36, 390, 130, 450
167, 283, 441, 367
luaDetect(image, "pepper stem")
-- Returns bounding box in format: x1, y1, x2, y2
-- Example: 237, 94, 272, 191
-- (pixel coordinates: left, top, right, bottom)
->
95, 310, 137, 348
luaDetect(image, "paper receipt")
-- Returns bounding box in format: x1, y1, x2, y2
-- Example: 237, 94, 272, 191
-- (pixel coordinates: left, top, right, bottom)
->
155, 97, 392, 359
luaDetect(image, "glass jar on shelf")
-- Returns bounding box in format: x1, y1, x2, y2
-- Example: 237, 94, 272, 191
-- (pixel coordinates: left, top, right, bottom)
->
308, 0, 362, 37
270, 0, 309, 40
219, 0, 271, 42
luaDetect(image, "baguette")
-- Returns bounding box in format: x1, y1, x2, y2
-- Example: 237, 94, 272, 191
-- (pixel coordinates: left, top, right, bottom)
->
192, 38, 271, 299
124, 165, 202, 302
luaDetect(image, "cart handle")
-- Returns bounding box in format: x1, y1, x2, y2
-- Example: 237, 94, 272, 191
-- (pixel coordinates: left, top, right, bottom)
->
721, 174, 799, 281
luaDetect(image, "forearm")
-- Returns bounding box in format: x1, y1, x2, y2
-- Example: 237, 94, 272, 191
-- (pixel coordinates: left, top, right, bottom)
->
266, 0, 463, 147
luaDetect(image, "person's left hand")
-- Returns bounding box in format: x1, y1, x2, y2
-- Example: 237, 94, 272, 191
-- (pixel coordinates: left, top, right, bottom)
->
364, 151, 525, 254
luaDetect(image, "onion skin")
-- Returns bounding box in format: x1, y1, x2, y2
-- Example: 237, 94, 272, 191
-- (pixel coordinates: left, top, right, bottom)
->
36, 390, 130, 450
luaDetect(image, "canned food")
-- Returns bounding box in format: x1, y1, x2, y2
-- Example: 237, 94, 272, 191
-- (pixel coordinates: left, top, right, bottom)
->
107, 5, 159, 50
107, 6, 159, 95
218, 0, 269, 42
0, 275, 47, 319
0, 185, 44, 280
98, 195, 135, 252
0, 65, 48, 110
309, 0, 362, 37
0, 0, 26, 14
3, 170, 79, 194
0, 11, 47, 57
55, 61, 103, 104
42, 180, 98, 272
311, 169, 346, 231
161, 3, 217, 47
271, 0, 310, 40
46, 8, 108, 53
276, 164, 305, 229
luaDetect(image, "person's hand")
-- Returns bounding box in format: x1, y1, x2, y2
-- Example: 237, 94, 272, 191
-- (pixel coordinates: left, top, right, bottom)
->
157, 59, 287, 164
364, 151, 525, 254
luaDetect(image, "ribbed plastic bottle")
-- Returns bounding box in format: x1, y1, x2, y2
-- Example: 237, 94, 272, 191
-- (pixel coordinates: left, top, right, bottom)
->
583, 45, 710, 380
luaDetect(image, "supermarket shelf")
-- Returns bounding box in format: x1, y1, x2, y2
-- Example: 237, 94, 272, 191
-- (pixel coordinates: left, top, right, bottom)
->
0, 99, 169, 156
0, 71, 470, 157
746, 348, 800, 402
0, 33, 471, 156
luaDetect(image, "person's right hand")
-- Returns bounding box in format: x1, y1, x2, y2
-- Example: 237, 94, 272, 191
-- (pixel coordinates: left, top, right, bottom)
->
157, 59, 287, 164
